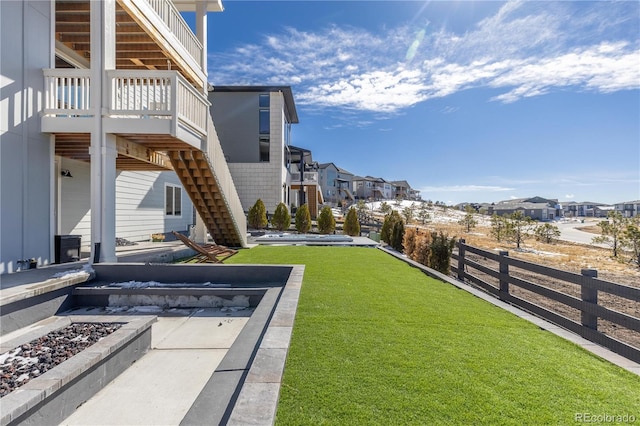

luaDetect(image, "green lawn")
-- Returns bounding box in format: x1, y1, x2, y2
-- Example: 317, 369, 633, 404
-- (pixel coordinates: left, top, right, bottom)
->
228, 246, 640, 425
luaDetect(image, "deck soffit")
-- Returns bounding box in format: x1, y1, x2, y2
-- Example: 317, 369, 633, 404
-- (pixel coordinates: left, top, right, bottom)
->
55, 0, 204, 88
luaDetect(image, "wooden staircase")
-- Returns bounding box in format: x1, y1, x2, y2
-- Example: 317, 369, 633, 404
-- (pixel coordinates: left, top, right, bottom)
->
169, 149, 246, 247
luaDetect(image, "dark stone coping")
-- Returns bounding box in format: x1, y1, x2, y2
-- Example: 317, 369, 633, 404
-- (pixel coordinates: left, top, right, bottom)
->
182, 264, 305, 425
0, 273, 93, 308
0, 315, 155, 426
92, 263, 294, 287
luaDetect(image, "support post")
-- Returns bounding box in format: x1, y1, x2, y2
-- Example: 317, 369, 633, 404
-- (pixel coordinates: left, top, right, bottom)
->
581, 269, 598, 330
498, 250, 509, 299
89, 0, 117, 264
457, 238, 465, 281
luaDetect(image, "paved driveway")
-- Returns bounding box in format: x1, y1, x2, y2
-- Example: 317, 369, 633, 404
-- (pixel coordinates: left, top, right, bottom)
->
554, 218, 608, 248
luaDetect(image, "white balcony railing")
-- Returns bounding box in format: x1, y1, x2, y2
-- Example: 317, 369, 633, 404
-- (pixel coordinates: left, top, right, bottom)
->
43, 69, 208, 137
290, 172, 319, 184
145, 0, 203, 65
44, 69, 92, 116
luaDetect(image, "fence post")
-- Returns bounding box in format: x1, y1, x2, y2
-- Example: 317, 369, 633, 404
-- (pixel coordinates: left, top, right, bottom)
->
499, 251, 509, 299
457, 239, 465, 281
581, 269, 598, 330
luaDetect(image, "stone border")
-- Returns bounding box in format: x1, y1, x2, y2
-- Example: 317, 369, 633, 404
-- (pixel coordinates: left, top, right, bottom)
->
0, 315, 156, 426
181, 265, 305, 426
378, 246, 640, 376
1, 273, 93, 336
227, 264, 304, 425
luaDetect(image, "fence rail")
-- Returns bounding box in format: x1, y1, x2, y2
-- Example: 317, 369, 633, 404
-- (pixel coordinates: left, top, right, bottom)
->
452, 239, 640, 363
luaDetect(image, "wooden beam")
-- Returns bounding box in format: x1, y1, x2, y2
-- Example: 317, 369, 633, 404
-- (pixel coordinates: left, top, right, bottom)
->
115, 136, 173, 170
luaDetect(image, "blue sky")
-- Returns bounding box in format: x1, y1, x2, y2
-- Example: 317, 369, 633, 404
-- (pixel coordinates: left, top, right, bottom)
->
202, 1, 639, 205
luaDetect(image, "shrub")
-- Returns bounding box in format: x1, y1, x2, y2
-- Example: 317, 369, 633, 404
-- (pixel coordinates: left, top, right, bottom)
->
381, 210, 403, 244
504, 211, 534, 249
403, 228, 418, 258
248, 199, 268, 230
271, 202, 291, 231
428, 231, 457, 274
490, 214, 508, 242
402, 205, 415, 224
390, 220, 405, 252
534, 223, 560, 244
317, 206, 336, 234
458, 205, 478, 233
295, 204, 312, 234
413, 232, 432, 266
343, 207, 360, 236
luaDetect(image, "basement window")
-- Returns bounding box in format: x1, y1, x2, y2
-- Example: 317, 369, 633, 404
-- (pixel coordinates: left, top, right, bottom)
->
165, 185, 182, 217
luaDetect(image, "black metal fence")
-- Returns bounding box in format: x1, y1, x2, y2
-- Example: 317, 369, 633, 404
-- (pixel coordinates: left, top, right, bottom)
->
451, 239, 640, 363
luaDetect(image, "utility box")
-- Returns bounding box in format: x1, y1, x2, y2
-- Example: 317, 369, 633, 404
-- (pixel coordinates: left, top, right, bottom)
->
55, 235, 81, 264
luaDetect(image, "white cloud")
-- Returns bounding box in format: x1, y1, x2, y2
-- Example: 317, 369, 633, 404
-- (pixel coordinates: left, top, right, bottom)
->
565, 194, 575, 199
208, 2, 639, 114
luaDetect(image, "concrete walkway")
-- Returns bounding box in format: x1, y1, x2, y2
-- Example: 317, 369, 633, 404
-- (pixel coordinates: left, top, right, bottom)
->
62, 308, 253, 425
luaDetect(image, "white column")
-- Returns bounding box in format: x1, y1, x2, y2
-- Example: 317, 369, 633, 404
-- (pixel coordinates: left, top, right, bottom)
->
195, 1, 208, 80
195, 0, 210, 237
194, 214, 207, 244
89, 0, 117, 263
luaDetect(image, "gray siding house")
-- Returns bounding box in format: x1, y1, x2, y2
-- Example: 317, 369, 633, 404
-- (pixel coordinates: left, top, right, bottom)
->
614, 200, 640, 218
318, 163, 355, 206
210, 86, 295, 215
390, 180, 420, 201
489, 196, 562, 220
209, 86, 323, 218
352, 176, 393, 200
563, 201, 611, 218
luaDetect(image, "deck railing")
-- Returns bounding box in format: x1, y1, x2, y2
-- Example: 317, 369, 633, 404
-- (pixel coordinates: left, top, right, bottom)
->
43, 69, 208, 136
290, 172, 318, 184
145, 0, 203, 65
44, 69, 92, 116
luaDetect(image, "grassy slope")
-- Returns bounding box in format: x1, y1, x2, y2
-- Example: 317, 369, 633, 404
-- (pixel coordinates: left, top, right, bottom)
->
228, 246, 639, 425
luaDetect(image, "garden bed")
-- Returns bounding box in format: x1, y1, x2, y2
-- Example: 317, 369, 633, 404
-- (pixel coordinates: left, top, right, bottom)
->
0, 316, 154, 426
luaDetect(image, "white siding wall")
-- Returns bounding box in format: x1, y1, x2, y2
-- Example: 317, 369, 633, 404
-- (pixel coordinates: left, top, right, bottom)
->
1, 1, 53, 273
60, 158, 193, 246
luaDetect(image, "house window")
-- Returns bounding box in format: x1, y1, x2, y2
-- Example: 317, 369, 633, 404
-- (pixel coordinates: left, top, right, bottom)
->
259, 94, 269, 108
259, 110, 270, 134
259, 136, 270, 162
165, 185, 182, 217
